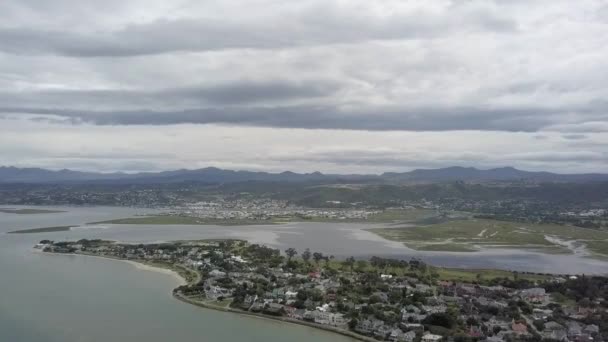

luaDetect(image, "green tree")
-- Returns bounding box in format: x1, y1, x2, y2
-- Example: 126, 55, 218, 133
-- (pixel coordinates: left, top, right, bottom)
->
313, 252, 324, 266
301, 248, 311, 264
355, 260, 367, 272
344, 256, 356, 272
423, 313, 457, 329
348, 318, 358, 330
285, 247, 297, 262
533, 319, 545, 331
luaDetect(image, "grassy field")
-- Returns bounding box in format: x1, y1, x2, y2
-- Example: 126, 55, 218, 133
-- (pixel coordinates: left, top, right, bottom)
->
366, 209, 440, 222
90, 215, 279, 226
415, 243, 478, 252
320, 258, 553, 282
368, 218, 608, 256
273, 208, 461, 225
7, 225, 72, 234
434, 267, 551, 282
0, 208, 65, 214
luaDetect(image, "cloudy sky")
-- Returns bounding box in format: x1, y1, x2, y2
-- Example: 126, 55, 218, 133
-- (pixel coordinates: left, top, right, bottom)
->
1, 0, 607, 174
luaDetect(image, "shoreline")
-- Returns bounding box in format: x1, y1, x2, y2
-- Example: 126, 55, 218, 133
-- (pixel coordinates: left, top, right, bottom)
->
43, 251, 188, 287
42, 250, 371, 341
123, 259, 188, 286
173, 293, 376, 342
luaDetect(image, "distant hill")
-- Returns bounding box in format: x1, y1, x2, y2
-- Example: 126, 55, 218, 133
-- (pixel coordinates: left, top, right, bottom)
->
382, 166, 608, 183
1, 165, 607, 184
0, 166, 370, 184
0, 166, 123, 183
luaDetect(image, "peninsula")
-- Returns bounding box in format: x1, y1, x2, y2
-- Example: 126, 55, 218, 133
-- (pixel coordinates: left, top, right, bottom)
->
38, 239, 608, 342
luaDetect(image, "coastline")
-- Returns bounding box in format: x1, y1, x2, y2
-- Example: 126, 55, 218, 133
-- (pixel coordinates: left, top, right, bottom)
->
43, 251, 188, 287
173, 293, 376, 342
123, 259, 188, 286
42, 250, 372, 342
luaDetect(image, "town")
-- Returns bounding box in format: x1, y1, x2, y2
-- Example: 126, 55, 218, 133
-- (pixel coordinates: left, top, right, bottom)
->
168, 198, 381, 221
39, 239, 607, 342
3, 181, 606, 230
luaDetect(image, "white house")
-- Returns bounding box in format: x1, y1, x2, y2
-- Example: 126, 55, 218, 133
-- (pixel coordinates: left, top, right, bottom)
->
421, 333, 442, 342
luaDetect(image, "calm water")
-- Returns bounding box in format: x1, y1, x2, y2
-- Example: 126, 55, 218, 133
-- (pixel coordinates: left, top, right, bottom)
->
1, 206, 607, 342
0, 207, 357, 342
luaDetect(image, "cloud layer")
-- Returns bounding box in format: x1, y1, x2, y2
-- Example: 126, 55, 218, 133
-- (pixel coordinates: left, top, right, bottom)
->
0, 0, 607, 172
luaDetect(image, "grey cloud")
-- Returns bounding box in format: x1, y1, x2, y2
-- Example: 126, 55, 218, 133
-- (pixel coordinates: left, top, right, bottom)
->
544, 121, 608, 133
0, 4, 516, 57
0, 80, 340, 108
0, 1, 605, 136
0, 105, 578, 131
1, 86, 606, 131
168, 80, 339, 105
562, 134, 587, 140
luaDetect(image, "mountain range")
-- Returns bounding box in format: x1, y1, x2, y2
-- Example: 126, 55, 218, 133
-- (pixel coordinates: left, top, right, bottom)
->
2, 165, 608, 184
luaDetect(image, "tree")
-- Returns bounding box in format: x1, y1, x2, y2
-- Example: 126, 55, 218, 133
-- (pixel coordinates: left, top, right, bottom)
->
348, 318, 358, 330
313, 252, 324, 266
285, 248, 297, 262
355, 260, 367, 272
370, 256, 380, 268
301, 248, 311, 264
466, 317, 478, 327
423, 313, 457, 329
325, 255, 333, 268
296, 291, 307, 301
344, 256, 356, 272
533, 319, 545, 331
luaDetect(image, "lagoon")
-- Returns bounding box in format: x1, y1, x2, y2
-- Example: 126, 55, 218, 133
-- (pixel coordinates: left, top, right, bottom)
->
0, 207, 358, 342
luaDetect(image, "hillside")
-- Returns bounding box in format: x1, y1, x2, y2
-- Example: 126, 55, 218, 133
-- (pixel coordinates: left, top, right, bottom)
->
1, 166, 607, 184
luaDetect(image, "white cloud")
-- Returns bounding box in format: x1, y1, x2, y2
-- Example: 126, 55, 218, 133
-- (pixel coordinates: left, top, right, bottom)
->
0, 1, 606, 172
1, 116, 606, 173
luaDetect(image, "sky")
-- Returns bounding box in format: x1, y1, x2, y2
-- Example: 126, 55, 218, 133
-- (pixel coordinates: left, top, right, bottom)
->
1, 0, 607, 174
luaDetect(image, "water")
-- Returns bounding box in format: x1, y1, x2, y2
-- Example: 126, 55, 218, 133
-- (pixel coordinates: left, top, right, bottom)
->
0, 207, 357, 342
1, 206, 607, 342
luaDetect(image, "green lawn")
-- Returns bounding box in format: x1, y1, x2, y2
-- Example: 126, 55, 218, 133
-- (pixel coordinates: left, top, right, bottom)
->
434, 268, 551, 282
321, 258, 552, 282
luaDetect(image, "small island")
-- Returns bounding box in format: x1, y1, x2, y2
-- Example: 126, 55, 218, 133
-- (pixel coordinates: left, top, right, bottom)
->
8, 226, 72, 234
90, 215, 281, 226
38, 239, 608, 342
0, 208, 65, 214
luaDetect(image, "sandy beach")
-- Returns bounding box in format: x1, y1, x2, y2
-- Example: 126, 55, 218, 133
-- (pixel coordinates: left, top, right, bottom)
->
40, 250, 188, 286
123, 259, 188, 286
